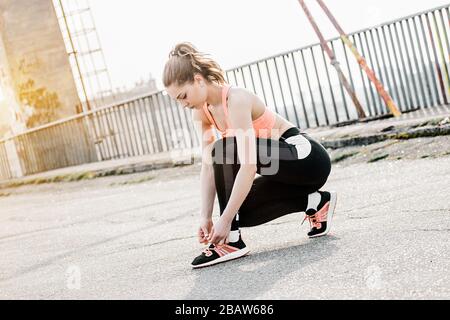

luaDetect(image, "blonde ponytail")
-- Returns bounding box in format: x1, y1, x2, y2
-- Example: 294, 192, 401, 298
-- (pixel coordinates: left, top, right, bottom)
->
163, 42, 226, 87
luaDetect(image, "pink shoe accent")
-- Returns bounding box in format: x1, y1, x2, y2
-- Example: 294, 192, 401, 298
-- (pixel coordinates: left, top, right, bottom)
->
316, 202, 330, 223
302, 201, 330, 229
203, 243, 240, 258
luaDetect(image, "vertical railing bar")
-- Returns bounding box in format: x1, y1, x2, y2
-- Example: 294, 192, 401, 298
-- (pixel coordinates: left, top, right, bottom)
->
290, 51, 310, 128
147, 97, 163, 153
433, 10, 450, 100
386, 24, 410, 109
340, 38, 354, 120
360, 31, 379, 115
320, 43, 339, 122
300, 49, 320, 126
355, 33, 373, 116
116, 105, 131, 157
110, 105, 125, 158
148, 96, 162, 153
264, 60, 281, 115
366, 30, 384, 114
393, 22, 415, 109
380, 25, 402, 108
142, 97, 158, 153
400, 20, 421, 108
426, 12, 448, 105
163, 93, 180, 150
232, 69, 239, 86
406, 18, 428, 107
419, 14, 441, 106
273, 57, 290, 119
152, 94, 170, 152
157, 93, 175, 150
247, 65, 257, 93
255, 62, 268, 105
133, 98, 149, 155
239, 68, 248, 88
330, 41, 349, 121
310, 47, 329, 125
123, 103, 138, 156
282, 54, 301, 125
169, 96, 188, 150
375, 27, 398, 109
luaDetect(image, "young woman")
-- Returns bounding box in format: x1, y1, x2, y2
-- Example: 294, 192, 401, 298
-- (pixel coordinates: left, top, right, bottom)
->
163, 42, 337, 269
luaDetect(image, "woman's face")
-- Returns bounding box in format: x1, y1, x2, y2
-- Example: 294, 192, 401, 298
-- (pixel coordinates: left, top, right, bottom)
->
166, 76, 207, 110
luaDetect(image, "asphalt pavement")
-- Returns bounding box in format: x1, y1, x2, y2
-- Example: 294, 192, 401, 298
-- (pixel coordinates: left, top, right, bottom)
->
1, 147, 449, 299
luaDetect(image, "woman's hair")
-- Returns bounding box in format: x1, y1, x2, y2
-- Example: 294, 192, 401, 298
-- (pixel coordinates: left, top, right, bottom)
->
163, 42, 226, 87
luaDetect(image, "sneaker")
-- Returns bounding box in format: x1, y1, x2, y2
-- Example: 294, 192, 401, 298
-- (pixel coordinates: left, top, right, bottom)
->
191, 237, 250, 269
302, 191, 337, 238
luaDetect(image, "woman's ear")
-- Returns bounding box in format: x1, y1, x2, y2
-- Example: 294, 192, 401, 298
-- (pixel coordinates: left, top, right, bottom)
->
193, 73, 204, 86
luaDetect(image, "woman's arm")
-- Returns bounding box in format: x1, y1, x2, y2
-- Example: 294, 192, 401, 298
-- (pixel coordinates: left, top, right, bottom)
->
208, 89, 258, 244
192, 110, 218, 220
219, 90, 258, 223
200, 146, 217, 220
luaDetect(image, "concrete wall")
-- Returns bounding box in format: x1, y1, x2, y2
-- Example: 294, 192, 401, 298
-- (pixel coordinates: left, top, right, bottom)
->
0, 0, 80, 124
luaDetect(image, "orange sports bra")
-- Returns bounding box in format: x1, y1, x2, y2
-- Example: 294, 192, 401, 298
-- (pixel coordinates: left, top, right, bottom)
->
202, 85, 276, 139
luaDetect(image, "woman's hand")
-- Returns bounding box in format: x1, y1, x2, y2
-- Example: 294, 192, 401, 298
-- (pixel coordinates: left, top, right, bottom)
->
207, 216, 232, 245
198, 218, 213, 244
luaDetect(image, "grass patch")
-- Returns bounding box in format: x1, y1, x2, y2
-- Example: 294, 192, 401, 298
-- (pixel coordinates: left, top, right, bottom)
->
110, 175, 155, 186
395, 132, 415, 140
0, 192, 11, 197
416, 119, 442, 128
0, 167, 161, 189
332, 151, 359, 164
6, 181, 26, 188
40, 172, 98, 184
368, 154, 389, 163
1, 171, 99, 189
425, 119, 444, 126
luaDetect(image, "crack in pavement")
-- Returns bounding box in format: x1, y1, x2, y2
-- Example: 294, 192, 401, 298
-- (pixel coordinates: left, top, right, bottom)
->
0, 196, 195, 242
0, 210, 195, 284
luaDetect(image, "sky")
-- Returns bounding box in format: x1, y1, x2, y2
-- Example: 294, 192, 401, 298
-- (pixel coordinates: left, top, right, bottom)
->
87, 0, 450, 92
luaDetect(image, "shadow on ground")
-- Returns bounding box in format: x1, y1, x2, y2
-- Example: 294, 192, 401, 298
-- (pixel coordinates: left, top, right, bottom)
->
185, 235, 339, 299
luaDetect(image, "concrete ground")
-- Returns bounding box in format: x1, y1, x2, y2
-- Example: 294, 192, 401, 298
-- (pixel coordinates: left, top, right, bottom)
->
0, 135, 449, 299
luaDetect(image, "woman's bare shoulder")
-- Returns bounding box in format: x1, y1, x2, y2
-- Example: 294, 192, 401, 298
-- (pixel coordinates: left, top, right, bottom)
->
228, 86, 266, 112
229, 86, 256, 100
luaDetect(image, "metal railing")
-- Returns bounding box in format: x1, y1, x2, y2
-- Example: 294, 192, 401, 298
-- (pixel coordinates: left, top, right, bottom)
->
0, 4, 449, 180
225, 4, 450, 128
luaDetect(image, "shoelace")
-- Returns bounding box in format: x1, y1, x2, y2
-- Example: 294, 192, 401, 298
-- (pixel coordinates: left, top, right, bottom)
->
302, 214, 322, 229
202, 243, 238, 257
202, 246, 215, 257
202, 244, 223, 257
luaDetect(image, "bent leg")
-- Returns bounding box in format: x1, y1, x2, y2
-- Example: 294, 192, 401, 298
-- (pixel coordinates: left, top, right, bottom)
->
238, 175, 326, 227
212, 132, 331, 236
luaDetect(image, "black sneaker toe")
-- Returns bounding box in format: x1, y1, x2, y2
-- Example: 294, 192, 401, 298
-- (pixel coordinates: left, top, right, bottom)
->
307, 222, 327, 237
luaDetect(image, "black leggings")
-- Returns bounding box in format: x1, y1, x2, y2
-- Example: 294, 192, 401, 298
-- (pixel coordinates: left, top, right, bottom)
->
211, 127, 332, 234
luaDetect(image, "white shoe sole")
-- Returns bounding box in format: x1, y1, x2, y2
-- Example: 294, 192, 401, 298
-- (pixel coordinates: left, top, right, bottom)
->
309, 191, 338, 238
192, 247, 250, 269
